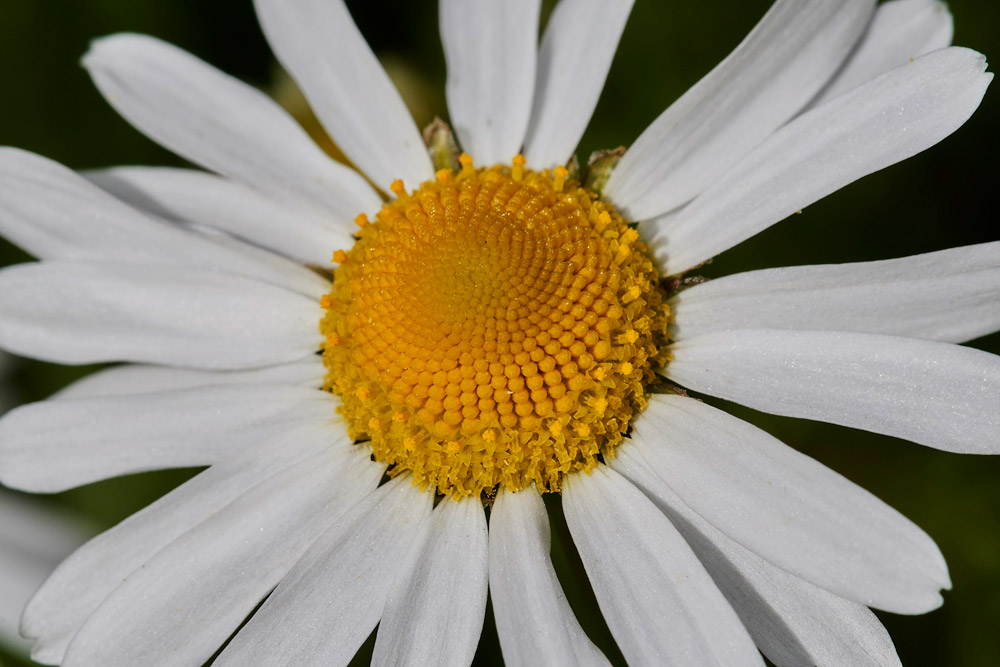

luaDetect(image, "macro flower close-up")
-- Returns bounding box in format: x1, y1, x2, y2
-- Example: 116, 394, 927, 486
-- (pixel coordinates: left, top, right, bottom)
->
0, 0, 998, 665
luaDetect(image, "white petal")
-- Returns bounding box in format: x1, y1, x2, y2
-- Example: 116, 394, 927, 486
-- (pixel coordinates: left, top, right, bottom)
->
0, 384, 335, 492
0, 262, 320, 369
806, 0, 953, 111
0, 493, 90, 656
648, 47, 992, 276
629, 395, 950, 614
62, 447, 383, 667
254, 0, 432, 191
604, 0, 875, 220
0, 148, 327, 296
88, 167, 355, 266
1, 545, 52, 653
522, 0, 634, 168
670, 241, 1000, 343
563, 466, 762, 666
21, 423, 345, 665
197, 234, 330, 299
372, 496, 488, 667
216, 477, 433, 666
54, 358, 325, 401
440, 0, 541, 166
489, 488, 609, 667
83, 33, 381, 217
668, 329, 1000, 455
611, 443, 902, 667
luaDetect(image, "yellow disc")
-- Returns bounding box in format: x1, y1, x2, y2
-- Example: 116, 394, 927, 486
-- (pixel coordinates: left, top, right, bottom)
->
321, 156, 669, 497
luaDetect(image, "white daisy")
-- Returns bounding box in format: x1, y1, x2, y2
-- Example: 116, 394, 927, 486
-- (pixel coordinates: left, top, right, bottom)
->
0, 0, 996, 665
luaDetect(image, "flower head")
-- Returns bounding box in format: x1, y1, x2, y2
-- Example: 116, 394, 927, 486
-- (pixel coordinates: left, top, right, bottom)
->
0, 0, 996, 665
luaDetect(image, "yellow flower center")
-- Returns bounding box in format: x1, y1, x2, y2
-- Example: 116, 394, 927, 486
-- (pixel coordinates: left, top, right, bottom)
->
320, 155, 668, 497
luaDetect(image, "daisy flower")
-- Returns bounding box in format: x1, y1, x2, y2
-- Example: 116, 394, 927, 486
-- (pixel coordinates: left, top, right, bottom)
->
0, 0, 996, 665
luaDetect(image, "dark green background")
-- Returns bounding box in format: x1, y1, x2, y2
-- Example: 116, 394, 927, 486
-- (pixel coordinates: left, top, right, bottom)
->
1, 1, 998, 665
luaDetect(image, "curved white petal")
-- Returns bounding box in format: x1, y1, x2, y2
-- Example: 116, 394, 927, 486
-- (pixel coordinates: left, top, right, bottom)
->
648, 47, 992, 276
0, 545, 48, 654
806, 0, 953, 111
55, 358, 325, 401
0, 492, 91, 656
62, 447, 383, 667
668, 329, 1000, 455
670, 241, 1000, 343
0, 384, 335, 492
216, 477, 433, 666
611, 443, 902, 667
489, 488, 609, 667
0, 262, 320, 370
372, 496, 488, 667
604, 0, 875, 220
522, 0, 634, 168
563, 466, 762, 666
254, 0, 432, 191
184, 232, 330, 299
83, 33, 381, 217
440, 0, 541, 166
88, 167, 355, 266
629, 395, 950, 614
0, 148, 327, 297
21, 424, 345, 665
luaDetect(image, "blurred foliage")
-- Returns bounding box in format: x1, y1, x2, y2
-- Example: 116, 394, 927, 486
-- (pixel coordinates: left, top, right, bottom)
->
1, 0, 998, 665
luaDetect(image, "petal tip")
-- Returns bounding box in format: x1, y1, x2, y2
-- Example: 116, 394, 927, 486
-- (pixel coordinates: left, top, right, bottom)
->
81, 32, 158, 69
